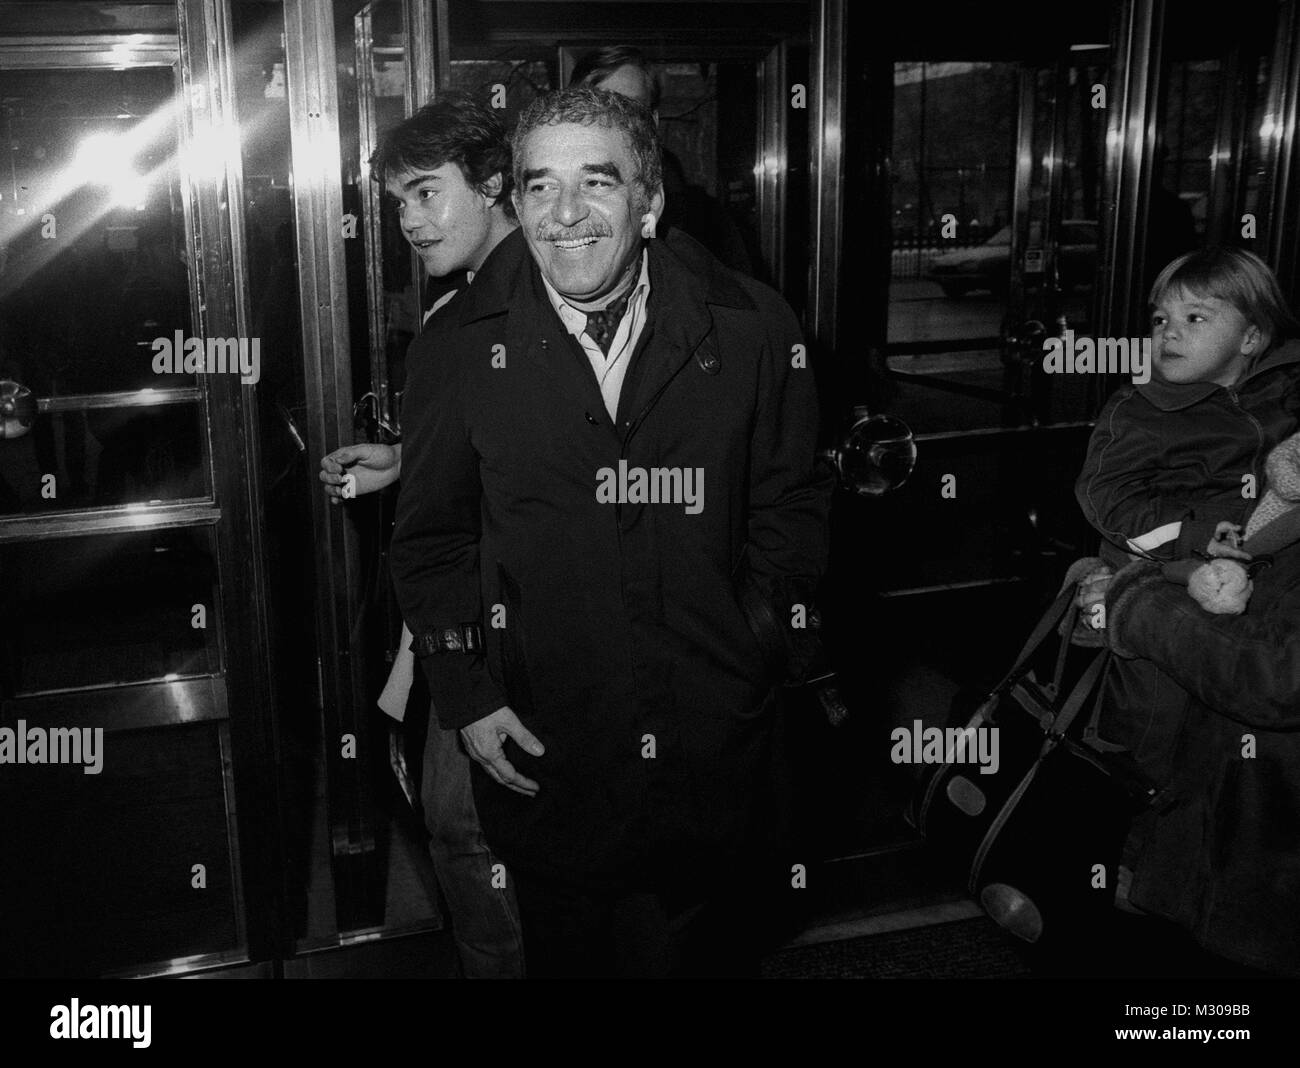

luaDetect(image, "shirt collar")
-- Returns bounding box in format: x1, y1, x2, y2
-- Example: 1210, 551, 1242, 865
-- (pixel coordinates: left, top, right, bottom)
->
540, 249, 650, 335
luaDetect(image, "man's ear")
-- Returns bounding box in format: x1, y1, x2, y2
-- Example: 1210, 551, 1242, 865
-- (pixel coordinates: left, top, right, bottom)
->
478, 172, 505, 204
646, 184, 665, 225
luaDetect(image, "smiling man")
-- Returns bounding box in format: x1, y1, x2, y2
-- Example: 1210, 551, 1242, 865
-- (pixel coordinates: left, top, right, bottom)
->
519, 120, 659, 307
390, 87, 833, 976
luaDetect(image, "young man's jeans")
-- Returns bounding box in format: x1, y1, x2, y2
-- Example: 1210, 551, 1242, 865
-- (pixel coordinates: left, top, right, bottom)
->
420, 707, 525, 978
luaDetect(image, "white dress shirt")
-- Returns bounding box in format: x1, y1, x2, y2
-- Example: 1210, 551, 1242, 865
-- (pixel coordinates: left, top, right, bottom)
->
540, 250, 651, 422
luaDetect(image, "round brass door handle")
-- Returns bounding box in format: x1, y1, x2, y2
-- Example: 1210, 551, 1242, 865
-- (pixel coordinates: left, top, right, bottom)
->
820, 411, 917, 497
0, 379, 36, 440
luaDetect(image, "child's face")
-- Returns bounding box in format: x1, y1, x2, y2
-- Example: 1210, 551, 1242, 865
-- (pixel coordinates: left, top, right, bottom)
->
1150, 288, 1262, 387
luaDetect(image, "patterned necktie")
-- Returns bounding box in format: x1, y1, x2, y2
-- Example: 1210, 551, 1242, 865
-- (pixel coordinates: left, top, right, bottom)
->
584, 291, 633, 357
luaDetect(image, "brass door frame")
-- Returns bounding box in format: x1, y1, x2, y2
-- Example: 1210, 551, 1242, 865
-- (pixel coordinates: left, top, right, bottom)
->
1096, 0, 1163, 338
354, 0, 442, 436
1262, 1, 1300, 292
282, 0, 381, 934
808, 0, 844, 352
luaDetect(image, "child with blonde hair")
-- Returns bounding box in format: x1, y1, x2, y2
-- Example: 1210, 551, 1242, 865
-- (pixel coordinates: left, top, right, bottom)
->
1078, 246, 1300, 570
1074, 248, 1299, 804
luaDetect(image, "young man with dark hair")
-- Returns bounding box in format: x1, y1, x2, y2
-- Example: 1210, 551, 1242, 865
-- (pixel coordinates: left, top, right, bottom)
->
368, 93, 517, 270
321, 93, 516, 496
320, 93, 523, 979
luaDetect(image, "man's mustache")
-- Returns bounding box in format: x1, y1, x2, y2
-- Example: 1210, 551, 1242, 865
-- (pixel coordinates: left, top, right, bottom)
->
536, 224, 612, 241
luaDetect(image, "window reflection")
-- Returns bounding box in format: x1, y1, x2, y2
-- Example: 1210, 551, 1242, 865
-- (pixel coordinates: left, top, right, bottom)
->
0, 525, 220, 696
0, 68, 192, 397
0, 403, 204, 514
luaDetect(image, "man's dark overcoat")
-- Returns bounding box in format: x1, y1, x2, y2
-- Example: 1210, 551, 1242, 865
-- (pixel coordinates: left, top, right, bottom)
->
391, 228, 832, 891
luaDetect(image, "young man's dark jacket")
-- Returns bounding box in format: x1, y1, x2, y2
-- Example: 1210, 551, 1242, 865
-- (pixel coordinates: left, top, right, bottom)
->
390, 228, 833, 891
1104, 541, 1300, 976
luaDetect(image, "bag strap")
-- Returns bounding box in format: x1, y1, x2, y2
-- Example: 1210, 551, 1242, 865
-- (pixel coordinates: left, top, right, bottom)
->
988, 582, 1079, 698
969, 650, 1112, 890
1081, 659, 1127, 752
1048, 602, 1075, 697
969, 758, 1042, 892
1050, 650, 1111, 739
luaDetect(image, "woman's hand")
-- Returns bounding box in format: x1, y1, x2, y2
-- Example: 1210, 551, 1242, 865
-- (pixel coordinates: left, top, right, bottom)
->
319, 443, 402, 502
1206, 521, 1251, 561
1076, 565, 1115, 629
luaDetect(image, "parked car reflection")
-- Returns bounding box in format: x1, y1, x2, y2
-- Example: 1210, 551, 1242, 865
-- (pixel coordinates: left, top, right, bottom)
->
925, 221, 1098, 298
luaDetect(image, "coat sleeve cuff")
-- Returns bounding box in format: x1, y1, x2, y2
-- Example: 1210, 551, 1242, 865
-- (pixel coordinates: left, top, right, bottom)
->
420, 655, 508, 730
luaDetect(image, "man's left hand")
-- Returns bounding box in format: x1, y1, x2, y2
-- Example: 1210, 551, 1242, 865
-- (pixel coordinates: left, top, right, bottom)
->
459, 705, 543, 797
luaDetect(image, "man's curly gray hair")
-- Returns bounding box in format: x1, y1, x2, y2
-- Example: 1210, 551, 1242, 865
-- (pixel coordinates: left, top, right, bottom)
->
511, 86, 663, 204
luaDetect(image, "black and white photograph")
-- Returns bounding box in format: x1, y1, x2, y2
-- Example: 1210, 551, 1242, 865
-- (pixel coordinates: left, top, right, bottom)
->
0, 0, 1295, 1050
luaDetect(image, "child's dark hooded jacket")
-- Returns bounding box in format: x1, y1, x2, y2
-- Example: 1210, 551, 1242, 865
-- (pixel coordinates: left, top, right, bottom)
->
1077, 340, 1300, 566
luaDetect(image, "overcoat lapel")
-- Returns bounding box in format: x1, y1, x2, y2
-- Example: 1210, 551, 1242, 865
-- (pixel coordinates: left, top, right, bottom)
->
453, 230, 615, 434
613, 240, 715, 431
453, 229, 754, 440
512, 263, 616, 432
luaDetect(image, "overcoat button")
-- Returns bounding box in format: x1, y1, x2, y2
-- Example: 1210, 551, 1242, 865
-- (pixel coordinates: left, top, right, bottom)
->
697, 350, 721, 375
585, 411, 599, 425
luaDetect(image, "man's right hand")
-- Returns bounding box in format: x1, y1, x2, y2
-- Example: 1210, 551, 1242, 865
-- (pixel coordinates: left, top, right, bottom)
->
319, 443, 402, 502
459, 706, 545, 797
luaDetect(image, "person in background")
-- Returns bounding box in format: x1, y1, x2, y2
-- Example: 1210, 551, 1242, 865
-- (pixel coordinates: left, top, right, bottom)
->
571, 46, 755, 275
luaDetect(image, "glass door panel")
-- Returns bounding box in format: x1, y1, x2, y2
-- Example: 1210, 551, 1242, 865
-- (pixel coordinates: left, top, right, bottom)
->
883, 54, 1109, 435
0, 63, 209, 516
0, 525, 221, 696
0, 5, 266, 978
888, 61, 1016, 347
